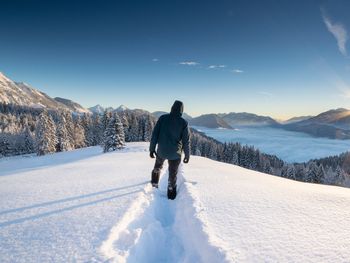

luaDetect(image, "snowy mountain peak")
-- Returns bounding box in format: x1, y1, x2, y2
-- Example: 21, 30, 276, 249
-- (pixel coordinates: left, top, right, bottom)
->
0, 72, 12, 83
115, 105, 128, 112
89, 104, 106, 114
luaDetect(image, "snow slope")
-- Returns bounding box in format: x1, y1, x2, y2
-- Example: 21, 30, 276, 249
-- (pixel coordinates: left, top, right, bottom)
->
0, 143, 150, 262
1, 142, 350, 262
186, 157, 350, 262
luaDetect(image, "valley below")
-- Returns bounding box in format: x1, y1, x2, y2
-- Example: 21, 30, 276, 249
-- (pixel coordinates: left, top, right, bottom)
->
193, 126, 350, 163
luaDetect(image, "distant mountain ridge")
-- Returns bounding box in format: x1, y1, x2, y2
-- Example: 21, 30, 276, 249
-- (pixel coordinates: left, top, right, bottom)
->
152, 111, 192, 121
221, 112, 278, 127
283, 116, 313, 124
283, 108, 350, 139
188, 112, 279, 129
190, 114, 232, 129
299, 108, 350, 128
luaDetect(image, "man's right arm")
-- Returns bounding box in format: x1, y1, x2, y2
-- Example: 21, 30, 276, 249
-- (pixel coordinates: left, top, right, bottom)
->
149, 117, 162, 153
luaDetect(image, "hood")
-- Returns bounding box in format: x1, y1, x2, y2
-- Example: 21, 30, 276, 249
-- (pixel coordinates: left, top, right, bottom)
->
170, 100, 184, 116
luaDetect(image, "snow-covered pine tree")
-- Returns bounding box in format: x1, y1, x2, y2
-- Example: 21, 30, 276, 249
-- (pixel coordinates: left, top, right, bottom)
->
103, 115, 116, 152
280, 164, 288, 177
56, 112, 74, 152
286, 164, 296, 180
81, 113, 94, 146
262, 158, 272, 174
305, 162, 319, 183
0, 134, 11, 157
120, 112, 130, 142
23, 125, 34, 154
231, 150, 239, 165
92, 114, 104, 145
73, 116, 86, 149
115, 113, 125, 149
142, 114, 154, 141
128, 114, 139, 141
102, 110, 112, 131
63, 111, 75, 148
314, 164, 325, 183
36, 111, 57, 156
103, 113, 125, 152
324, 166, 336, 184
335, 165, 345, 185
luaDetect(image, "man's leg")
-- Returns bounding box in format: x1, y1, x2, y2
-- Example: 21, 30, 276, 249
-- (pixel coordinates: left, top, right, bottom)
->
151, 156, 164, 187
167, 159, 181, 199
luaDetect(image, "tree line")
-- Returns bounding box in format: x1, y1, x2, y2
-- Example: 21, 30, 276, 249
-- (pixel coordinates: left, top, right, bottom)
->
0, 103, 155, 156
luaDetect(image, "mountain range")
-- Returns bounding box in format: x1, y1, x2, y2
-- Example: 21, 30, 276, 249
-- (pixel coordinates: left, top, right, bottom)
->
88, 104, 129, 114
1, 71, 349, 139
283, 108, 350, 139
152, 111, 192, 121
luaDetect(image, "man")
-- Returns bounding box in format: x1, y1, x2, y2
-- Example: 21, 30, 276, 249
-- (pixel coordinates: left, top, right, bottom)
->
149, 100, 190, 200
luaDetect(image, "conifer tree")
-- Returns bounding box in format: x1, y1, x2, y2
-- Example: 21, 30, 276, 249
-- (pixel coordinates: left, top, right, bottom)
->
23, 125, 34, 153
81, 113, 94, 146
103, 113, 125, 152
56, 112, 74, 152
73, 116, 86, 148
36, 111, 57, 155
92, 114, 103, 145
115, 113, 125, 149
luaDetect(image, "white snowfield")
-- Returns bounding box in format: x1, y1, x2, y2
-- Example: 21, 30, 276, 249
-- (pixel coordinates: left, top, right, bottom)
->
1, 142, 350, 263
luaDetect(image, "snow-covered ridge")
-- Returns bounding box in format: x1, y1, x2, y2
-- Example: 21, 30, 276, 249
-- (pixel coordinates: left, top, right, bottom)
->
0, 72, 90, 113
0, 72, 13, 83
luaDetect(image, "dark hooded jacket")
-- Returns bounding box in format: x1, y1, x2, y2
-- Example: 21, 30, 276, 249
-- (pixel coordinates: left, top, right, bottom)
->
149, 100, 190, 160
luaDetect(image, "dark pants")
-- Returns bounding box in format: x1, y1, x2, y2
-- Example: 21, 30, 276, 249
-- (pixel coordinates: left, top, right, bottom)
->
151, 156, 181, 188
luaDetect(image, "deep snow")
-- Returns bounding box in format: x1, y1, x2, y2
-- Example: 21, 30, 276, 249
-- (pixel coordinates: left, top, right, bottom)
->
1, 142, 350, 262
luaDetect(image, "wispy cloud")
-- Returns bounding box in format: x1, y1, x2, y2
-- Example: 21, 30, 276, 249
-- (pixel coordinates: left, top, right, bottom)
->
208, 65, 226, 69
321, 10, 348, 56
337, 80, 350, 98
258, 91, 273, 97
152, 58, 159, 62
179, 61, 199, 66
232, 69, 244, 73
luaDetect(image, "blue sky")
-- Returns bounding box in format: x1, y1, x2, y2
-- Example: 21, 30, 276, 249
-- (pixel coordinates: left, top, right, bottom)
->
0, 0, 349, 119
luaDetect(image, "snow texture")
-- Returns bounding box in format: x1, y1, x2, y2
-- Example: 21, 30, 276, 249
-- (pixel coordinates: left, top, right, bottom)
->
1, 142, 350, 262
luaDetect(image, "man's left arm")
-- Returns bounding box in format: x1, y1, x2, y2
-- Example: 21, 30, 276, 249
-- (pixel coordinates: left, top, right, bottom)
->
182, 122, 190, 163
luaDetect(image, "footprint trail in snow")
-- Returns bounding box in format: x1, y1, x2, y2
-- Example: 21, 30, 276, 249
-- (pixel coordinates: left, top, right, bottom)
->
100, 165, 231, 263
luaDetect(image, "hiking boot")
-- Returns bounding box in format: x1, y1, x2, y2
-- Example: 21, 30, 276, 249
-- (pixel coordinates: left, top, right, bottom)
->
151, 169, 160, 187
167, 186, 177, 200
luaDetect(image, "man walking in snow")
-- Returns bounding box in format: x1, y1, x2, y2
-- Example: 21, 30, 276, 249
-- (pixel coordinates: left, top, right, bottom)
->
149, 100, 190, 200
